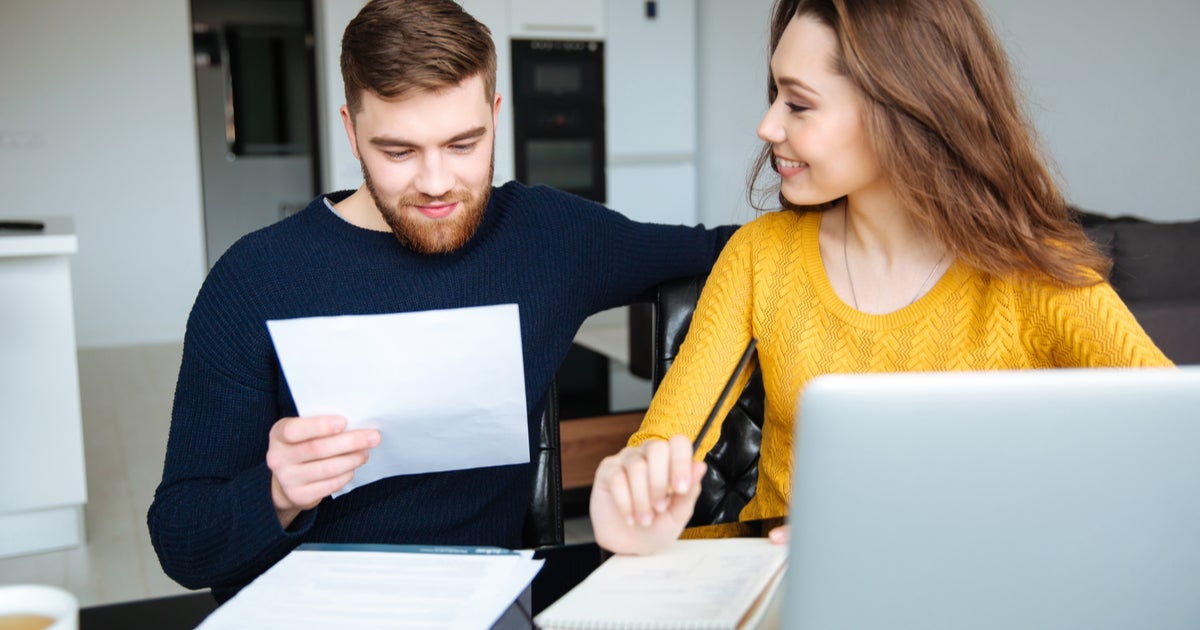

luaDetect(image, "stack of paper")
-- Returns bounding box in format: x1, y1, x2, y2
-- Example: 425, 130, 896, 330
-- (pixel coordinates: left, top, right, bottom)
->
199, 544, 543, 629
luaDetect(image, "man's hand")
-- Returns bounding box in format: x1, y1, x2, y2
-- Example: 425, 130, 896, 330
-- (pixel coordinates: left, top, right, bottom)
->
589, 435, 706, 555
266, 415, 380, 529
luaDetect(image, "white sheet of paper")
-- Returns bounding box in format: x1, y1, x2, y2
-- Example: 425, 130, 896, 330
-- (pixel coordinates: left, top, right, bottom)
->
266, 304, 529, 495
197, 545, 544, 629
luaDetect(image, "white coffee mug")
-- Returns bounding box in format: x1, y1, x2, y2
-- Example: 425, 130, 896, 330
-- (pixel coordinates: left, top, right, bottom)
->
0, 584, 78, 630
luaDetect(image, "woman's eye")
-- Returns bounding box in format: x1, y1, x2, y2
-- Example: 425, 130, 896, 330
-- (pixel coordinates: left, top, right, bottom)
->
785, 101, 810, 114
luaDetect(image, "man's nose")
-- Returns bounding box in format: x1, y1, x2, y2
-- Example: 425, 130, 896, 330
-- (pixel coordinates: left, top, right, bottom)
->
415, 153, 453, 197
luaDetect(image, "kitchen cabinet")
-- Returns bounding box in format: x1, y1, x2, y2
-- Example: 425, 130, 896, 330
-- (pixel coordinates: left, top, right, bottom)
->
0, 218, 87, 558
508, 0, 605, 39
456, 0, 699, 223
604, 0, 696, 159
605, 0, 698, 224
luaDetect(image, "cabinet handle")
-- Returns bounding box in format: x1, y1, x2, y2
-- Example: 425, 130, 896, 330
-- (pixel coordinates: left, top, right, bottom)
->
520, 23, 596, 33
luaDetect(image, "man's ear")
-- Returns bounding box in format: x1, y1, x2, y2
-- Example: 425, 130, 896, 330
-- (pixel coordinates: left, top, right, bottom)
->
340, 104, 361, 160
491, 93, 502, 129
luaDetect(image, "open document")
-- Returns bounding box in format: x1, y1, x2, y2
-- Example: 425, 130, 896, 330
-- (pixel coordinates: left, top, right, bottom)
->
198, 544, 544, 629
266, 304, 529, 495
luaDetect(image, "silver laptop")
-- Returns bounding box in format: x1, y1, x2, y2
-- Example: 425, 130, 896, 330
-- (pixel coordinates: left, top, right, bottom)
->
780, 367, 1200, 630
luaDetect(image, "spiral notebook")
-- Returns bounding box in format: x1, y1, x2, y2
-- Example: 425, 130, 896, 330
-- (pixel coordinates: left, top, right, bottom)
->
533, 537, 787, 630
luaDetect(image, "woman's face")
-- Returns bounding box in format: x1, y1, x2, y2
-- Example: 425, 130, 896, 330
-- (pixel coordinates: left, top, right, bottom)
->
757, 15, 887, 207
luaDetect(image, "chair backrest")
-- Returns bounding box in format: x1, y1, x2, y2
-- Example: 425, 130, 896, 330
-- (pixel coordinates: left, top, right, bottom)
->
523, 380, 564, 548
653, 276, 766, 527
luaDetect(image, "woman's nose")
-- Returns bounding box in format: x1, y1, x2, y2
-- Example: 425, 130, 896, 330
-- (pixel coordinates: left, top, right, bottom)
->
756, 101, 786, 145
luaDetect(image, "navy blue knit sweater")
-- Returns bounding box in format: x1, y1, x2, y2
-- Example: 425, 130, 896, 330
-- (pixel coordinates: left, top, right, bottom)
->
148, 182, 734, 599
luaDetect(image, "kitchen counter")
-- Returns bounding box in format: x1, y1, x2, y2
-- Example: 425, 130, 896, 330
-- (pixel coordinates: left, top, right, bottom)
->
0, 217, 87, 558
0, 217, 77, 256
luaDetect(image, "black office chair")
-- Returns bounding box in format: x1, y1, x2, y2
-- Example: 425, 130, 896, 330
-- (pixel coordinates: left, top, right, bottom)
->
649, 276, 766, 527
522, 380, 564, 548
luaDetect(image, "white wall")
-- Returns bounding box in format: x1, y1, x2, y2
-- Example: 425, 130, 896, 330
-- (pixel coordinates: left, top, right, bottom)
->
316, 0, 369, 192
2, 0, 1196, 349
694, 0, 1200, 226
0, 0, 207, 348
982, 0, 1200, 222
696, 0, 773, 227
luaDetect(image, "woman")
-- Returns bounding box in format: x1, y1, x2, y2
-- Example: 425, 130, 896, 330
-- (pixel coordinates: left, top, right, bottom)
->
589, 0, 1173, 556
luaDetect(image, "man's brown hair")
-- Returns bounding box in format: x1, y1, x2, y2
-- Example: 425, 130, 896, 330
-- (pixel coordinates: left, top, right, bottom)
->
340, 0, 497, 117
751, 0, 1109, 286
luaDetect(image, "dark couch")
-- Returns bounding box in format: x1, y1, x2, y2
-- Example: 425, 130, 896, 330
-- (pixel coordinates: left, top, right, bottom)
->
1078, 210, 1200, 365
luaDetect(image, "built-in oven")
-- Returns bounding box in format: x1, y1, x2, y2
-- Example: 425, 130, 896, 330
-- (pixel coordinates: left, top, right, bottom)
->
510, 39, 606, 203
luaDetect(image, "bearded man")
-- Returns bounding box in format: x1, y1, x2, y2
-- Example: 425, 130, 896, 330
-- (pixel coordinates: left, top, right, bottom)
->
147, 0, 734, 602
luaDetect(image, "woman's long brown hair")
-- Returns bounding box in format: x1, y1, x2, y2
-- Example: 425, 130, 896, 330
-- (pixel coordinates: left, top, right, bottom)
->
750, 0, 1110, 286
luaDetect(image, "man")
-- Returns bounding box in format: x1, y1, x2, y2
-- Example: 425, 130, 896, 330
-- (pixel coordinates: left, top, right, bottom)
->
147, 0, 735, 601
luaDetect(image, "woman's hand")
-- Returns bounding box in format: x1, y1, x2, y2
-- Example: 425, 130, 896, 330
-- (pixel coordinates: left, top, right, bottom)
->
767, 523, 789, 545
589, 435, 706, 555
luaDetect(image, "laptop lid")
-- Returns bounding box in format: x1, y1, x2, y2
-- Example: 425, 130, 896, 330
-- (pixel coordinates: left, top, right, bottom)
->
781, 367, 1200, 630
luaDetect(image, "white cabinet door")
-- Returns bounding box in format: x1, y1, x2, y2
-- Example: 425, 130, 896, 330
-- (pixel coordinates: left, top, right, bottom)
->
509, 0, 605, 39
605, 0, 696, 160
607, 162, 697, 225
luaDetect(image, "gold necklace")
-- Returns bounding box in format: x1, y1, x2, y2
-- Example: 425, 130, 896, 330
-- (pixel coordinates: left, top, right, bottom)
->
842, 204, 947, 311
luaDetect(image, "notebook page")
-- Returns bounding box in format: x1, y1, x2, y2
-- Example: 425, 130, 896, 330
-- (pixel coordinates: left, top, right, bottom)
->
534, 538, 787, 630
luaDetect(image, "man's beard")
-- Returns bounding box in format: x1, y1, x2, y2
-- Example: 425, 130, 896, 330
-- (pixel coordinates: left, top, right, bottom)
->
362, 158, 494, 255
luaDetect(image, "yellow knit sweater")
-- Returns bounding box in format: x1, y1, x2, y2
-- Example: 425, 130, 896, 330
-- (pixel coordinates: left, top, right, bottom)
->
629, 210, 1173, 525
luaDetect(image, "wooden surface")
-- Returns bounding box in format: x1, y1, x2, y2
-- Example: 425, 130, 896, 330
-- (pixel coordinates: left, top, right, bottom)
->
560, 412, 645, 489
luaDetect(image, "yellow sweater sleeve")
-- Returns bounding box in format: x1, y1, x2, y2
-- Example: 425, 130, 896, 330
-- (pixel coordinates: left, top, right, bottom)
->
1016, 278, 1174, 367
628, 220, 759, 457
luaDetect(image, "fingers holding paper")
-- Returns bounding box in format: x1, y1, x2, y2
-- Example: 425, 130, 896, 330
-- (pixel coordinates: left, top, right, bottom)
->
266, 415, 381, 528
590, 435, 706, 555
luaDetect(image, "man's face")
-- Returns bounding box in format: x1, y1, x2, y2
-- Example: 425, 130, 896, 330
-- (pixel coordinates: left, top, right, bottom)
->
344, 75, 500, 254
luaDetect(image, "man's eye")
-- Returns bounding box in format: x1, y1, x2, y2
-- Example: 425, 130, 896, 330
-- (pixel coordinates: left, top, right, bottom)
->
450, 143, 477, 153
386, 150, 412, 160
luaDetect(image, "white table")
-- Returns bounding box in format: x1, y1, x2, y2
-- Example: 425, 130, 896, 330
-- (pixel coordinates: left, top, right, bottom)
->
0, 217, 87, 557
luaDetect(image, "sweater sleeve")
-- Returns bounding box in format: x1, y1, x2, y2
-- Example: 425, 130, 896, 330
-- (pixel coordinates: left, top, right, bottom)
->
597, 217, 736, 311
1019, 279, 1174, 368
530, 186, 736, 313
146, 263, 315, 591
628, 222, 758, 457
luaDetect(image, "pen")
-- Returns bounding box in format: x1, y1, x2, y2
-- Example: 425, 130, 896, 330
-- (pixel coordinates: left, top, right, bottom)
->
692, 338, 758, 451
